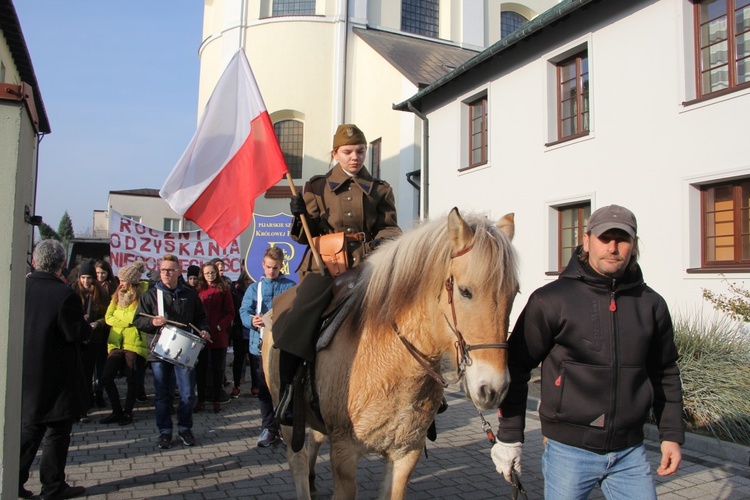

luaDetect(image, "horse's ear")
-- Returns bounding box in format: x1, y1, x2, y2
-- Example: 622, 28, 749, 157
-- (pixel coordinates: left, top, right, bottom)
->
497, 213, 515, 241
448, 207, 473, 253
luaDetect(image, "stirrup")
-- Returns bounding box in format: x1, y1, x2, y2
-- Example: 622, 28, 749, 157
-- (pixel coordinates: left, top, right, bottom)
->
274, 386, 293, 426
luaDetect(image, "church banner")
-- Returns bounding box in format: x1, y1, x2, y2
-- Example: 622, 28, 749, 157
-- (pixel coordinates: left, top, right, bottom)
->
108, 210, 242, 280
245, 212, 305, 282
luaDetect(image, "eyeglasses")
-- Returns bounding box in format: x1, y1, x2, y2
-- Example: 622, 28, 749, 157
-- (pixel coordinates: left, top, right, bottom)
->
203, 271, 216, 276
160, 268, 179, 274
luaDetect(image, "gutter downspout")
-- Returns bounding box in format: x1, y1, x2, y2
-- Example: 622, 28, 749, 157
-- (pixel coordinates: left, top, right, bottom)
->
406, 102, 428, 220
334, 0, 349, 125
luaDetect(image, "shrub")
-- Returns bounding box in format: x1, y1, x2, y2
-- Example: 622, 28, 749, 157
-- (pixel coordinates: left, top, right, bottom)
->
673, 313, 750, 444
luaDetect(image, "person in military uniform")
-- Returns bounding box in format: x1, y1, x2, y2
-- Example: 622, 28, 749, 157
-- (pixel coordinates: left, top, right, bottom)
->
272, 123, 401, 423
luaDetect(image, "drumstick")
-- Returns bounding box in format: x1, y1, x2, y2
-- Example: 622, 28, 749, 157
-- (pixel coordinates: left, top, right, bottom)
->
137, 312, 188, 329
189, 323, 213, 344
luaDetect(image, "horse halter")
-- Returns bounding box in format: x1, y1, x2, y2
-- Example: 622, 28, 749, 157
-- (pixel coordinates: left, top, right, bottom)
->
394, 238, 509, 387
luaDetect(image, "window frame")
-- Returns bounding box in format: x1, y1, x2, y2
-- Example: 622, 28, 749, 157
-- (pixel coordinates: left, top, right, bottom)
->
401, 0, 439, 38
557, 202, 590, 271
272, 0, 315, 17
693, 0, 750, 100
556, 51, 590, 143
467, 96, 488, 169
274, 119, 304, 179
369, 138, 382, 179
163, 218, 180, 232
700, 178, 750, 268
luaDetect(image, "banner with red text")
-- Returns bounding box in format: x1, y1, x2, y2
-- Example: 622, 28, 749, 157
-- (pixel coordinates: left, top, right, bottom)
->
108, 210, 241, 280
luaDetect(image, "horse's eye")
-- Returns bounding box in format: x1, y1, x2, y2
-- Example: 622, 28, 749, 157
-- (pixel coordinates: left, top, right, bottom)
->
458, 287, 472, 299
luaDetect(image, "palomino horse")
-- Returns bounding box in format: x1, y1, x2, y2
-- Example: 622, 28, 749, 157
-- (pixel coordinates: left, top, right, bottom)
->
262, 208, 519, 499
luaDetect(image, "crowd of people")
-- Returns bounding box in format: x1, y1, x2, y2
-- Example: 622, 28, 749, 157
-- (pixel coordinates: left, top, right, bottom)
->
20, 122, 684, 499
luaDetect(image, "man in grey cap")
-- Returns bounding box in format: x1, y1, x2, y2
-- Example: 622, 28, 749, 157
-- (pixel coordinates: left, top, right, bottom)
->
491, 205, 684, 499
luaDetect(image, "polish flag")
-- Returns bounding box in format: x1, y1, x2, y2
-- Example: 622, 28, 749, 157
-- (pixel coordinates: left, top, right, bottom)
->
160, 50, 288, 248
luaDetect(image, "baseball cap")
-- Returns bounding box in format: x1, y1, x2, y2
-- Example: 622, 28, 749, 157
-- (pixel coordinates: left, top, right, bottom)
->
588, 205, 637, 239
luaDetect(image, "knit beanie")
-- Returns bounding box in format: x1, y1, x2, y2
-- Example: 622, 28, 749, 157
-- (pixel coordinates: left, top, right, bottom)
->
187, 265, 200, 278
79, 259, 97, 278
118, 261, 145, 285
332, 124, 367, 149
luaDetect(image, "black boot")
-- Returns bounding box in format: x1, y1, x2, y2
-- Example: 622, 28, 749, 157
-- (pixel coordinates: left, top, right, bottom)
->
99, 412, 123, 424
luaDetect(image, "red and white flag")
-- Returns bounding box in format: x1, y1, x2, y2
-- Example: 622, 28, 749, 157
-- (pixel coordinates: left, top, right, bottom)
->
160, 50, 288, 248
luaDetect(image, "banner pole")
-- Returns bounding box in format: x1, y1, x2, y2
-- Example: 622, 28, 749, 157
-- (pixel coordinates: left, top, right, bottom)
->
286, 173, 326, 276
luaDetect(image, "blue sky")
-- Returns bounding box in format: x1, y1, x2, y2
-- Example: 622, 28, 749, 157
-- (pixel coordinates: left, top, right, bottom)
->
14, 1, 205, 234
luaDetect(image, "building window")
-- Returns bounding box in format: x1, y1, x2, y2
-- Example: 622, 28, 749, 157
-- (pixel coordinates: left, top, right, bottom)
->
183, 220, 199, 232
695, 0, 750, 98
702, 178, 750, 267
557, 51, 589, 141
274, 120, 304, 179
124, 215, 141, 223
273, 0, 315, 16
164, 218, 180, 232
558, 203, 590, 270
370, 138, 382, 178
501, 11, 528, 39
468, 96, 488, 168
402, 0, 439, 38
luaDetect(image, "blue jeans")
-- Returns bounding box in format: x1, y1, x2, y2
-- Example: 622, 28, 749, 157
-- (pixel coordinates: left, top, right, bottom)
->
542, 439, 657, 500
152, 360, 195, 435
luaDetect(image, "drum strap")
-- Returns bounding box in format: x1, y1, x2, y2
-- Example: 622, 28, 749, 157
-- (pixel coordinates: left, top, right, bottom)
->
256, 281, 264, 339
157, 289, 165, 318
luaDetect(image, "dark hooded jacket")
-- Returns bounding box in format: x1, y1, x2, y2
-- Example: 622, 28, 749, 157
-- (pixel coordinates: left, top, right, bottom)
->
497, 247, 684, 453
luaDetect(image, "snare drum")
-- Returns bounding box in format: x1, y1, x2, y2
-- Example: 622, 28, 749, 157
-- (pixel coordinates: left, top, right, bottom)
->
152, 324, 205, 369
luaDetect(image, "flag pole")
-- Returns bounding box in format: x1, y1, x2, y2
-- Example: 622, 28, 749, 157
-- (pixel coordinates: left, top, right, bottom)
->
286, 173, 326, 276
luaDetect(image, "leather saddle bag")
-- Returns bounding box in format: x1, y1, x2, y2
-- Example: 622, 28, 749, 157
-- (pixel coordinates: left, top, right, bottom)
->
312, 232, 350, 277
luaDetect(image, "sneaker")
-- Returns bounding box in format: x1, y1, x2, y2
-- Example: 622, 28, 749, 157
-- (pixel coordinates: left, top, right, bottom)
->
179, 430, 196, 447
250, 387, 259, 398
194, 401, 205, 412
213, 402, 221, 413
230, 387, 241, 399
79, 415, 91, 424
136, 392, 148, 403
98, 412, 123, 424
218, 392, 231, 404
158, 434, 173, 450
119, 413, 133, 426
257, 428, 278, 447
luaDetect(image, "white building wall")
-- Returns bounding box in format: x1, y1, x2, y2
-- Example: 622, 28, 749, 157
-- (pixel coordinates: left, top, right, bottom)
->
424, 0, 750, 317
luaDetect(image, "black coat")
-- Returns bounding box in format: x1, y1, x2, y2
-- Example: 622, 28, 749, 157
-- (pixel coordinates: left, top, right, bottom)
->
23, 271, 91, 423
497, 248, 684, 452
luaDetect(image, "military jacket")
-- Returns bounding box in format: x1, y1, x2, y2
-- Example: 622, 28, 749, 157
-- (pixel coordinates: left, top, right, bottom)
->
291, 165, 401, 277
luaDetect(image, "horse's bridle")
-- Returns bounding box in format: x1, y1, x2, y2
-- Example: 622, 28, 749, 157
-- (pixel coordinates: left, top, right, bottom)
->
394, 239, 509, 387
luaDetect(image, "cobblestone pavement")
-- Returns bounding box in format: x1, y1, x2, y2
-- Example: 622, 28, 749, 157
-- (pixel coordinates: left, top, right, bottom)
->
23, 369, 750, 499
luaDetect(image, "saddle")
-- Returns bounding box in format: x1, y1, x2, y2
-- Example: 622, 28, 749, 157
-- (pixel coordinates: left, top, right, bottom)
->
284, 267, 364, 452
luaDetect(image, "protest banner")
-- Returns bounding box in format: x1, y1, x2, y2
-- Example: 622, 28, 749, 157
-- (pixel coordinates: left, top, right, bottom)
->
108, 210, 242, 280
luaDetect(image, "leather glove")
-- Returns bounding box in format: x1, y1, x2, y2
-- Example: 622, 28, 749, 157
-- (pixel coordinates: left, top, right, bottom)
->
290, 193, 307, 216
491, 440, 522, 483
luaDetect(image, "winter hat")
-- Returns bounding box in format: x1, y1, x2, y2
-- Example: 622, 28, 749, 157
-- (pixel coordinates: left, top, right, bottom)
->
118, 261, 145, 285
187, 265, 200, 278
332, 124, 367, 149
79, 259, 97, 278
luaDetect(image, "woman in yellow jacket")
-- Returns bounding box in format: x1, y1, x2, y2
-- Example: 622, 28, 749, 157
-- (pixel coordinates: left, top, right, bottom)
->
99, 262, 148, 425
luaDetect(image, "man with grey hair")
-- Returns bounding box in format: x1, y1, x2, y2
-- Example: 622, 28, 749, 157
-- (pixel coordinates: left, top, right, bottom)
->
492, 205, 684, 499
20, 240, 90, 499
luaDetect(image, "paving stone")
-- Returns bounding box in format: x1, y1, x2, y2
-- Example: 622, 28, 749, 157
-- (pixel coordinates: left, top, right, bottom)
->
20, 373, 750, 499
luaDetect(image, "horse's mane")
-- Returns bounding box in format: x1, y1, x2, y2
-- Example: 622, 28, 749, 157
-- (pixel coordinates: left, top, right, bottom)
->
355, 213, 519, 330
